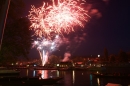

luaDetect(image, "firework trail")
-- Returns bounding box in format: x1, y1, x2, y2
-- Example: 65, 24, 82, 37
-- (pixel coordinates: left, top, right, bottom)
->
28, 0, 90, 37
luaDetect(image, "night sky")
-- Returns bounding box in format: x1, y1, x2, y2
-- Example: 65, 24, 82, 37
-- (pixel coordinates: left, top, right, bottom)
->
23, 0, 129, 58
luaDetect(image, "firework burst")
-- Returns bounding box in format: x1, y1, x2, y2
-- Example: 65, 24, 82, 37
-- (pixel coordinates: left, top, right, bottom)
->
28, 0, 90, 37
33, 35, 62, 66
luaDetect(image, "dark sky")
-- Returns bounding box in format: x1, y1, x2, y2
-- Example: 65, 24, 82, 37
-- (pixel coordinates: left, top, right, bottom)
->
23, 0, 129, 58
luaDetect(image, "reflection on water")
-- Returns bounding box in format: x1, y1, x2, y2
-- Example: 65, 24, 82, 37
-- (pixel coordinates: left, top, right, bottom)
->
97, 78, 100, 86
33, 70, 35, 77
41, 70, 48, 79
20, 69, 59, 78
19, 69, 130, 86
57, 70, 60, 77
26, 69, 28, 76
72, 70, 75, 84
36, 70, 59, 79
90, 74, 93, 86
19, 69, 94, 86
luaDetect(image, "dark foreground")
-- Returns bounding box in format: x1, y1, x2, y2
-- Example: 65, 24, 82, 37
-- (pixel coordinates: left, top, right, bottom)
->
0, 77, 63, 86
0, 67, 130, 86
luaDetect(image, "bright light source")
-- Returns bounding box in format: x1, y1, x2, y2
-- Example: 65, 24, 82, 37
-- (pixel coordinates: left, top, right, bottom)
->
57, 64, 59, 66
34, 64, 37, 67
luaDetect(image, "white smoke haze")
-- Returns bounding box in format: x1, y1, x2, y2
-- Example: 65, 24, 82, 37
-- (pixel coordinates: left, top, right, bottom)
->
60, 32, 87, 56
62, 52, 71, 62
90, 9, 102, 18
85, 0, 110, 19
103, 0, 109, 5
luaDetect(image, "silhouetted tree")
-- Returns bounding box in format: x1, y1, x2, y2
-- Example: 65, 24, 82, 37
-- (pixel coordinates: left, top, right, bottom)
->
0, 0, 31, 64
118, 50, 128, 63
109, 54, 116, 63
126, 52, 130, 61
104, 48, 108, 61
48, 55, 60, 65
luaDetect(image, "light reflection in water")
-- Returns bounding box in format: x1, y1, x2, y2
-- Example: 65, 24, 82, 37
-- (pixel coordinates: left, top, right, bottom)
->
72, 70, 75, 84
26, 69, 28, 77
90, 74, 93, 86
21, 69, 107, 86
19, 69, 130, 86
97, 78, 100, 86
40, 70, 48, 79
31, 70, 59, 79
57, 70, 59, 77
33, 70, 36, 77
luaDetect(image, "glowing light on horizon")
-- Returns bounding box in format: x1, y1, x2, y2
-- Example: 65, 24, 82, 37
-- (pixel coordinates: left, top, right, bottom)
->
28, 0, 90, 37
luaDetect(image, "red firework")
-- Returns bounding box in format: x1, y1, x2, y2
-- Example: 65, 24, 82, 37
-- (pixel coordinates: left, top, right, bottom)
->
28, 0, 90, 37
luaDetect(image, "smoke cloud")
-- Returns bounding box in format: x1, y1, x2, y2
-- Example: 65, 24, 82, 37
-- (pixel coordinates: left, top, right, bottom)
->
62, 52, 71, 62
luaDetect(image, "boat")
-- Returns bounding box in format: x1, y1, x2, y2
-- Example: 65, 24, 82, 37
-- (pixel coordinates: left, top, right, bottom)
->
15, 66, 28, 69
0, 67, 20, 76
58, 67, 71, 71
92, 73, 130, 78
106, 83, 122, 86
87, 66, 106, 71
33, 66, 57, 70
0, 76, 63, 86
